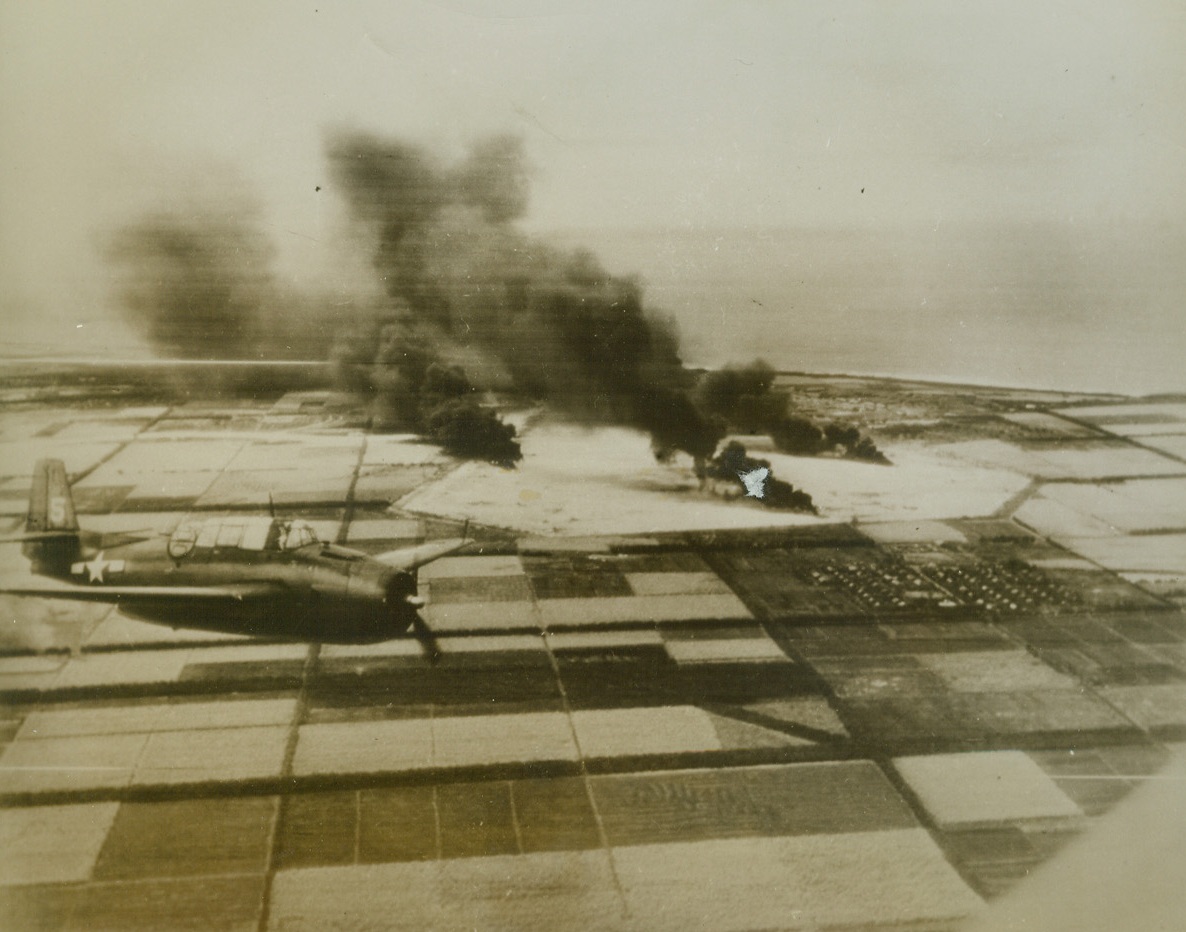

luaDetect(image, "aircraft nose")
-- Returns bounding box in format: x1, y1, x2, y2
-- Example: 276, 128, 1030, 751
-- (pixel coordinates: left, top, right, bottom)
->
383, 570, 418, 608
347, 561, 397, 604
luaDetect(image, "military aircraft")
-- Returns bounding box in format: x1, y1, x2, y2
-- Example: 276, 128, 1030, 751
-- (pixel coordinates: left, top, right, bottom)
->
0, 459, 470, 646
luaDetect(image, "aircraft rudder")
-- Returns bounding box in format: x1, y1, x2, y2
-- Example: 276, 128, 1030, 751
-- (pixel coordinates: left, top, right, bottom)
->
27, 458, 80, 533
23, 459, 81, 573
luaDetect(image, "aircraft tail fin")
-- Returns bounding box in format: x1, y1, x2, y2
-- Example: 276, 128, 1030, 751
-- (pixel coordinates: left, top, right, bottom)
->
23, 459, 81, 572
27, 459, 79, 533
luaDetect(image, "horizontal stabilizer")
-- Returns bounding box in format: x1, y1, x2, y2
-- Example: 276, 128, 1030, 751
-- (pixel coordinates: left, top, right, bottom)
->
0, 531, 81, 543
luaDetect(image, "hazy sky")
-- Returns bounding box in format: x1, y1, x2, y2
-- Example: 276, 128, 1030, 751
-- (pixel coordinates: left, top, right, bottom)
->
2, 1, 1183, 384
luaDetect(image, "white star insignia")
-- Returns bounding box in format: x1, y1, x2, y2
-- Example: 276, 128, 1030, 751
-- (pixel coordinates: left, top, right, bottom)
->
70, 552, 125, 584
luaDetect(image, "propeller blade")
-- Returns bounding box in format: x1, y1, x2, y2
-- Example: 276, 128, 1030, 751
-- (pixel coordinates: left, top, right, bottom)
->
409, 612, 441, 665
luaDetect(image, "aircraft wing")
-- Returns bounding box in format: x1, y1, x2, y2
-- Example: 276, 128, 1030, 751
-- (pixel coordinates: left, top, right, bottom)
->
0, 531, 81, 543
0, 581, 289, 605
1, 530, 160, 548
371, 537, 472, 572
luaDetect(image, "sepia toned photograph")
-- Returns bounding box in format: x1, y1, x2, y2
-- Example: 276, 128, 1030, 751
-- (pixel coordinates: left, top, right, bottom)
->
1, 2, 1184, 929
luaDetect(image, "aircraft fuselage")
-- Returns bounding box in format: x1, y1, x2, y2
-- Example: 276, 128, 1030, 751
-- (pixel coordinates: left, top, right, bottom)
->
38, 532, 418, 643
5, 461, 467, 645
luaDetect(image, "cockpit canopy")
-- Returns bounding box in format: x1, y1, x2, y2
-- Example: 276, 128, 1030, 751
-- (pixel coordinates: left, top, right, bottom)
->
168, 517, 319, 559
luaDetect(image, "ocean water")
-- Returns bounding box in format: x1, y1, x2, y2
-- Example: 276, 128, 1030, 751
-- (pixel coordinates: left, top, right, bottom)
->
551, 224, 1186, 396
6, 222, 1181, 399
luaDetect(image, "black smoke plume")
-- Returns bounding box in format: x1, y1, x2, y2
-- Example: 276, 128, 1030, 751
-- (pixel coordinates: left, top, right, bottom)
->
104, 203, 364, 396
107, 132, 729, 468
333, 321, 521, 464
105, 213, 271, 358
695, 360, 888, 463
704, 441, 816, 512
105, 202, 348, 362
326, 130, 724, 463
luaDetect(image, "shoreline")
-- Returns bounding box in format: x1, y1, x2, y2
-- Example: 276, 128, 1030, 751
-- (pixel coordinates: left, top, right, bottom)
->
3, 355, 1181, 402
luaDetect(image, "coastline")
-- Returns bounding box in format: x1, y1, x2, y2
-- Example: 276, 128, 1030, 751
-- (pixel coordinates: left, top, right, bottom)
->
0, 355, 1173, 403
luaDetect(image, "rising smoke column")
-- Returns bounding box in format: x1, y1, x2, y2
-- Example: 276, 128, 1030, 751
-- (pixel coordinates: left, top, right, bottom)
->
695, 360, 889, 463
105, 198, 356, 364
106, 210, 276, 359
106, 131, 729, 467
326, 130, 724, 464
